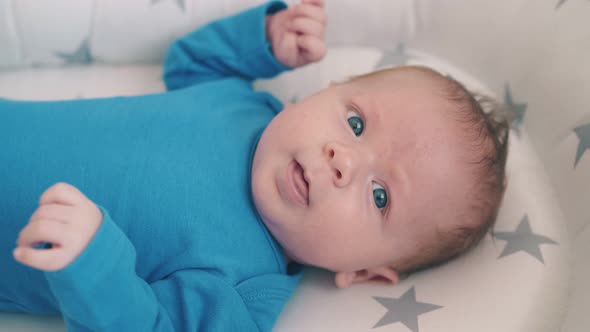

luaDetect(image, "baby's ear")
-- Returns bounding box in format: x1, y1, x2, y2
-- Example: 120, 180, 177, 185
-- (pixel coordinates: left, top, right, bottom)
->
334, 266, 400, 288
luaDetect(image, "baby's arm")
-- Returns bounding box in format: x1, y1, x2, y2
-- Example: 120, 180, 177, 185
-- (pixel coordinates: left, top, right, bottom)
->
163, 0, 326, 90
13, 183, 271, 331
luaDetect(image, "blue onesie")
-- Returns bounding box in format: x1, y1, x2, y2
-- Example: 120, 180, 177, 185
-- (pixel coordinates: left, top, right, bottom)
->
0, 1, 302, 331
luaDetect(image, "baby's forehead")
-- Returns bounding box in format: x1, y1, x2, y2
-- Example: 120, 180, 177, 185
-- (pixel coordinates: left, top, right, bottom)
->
341, 74, 456, 119
334, 67, 474, 155
344, 79, 456, 127
345, 66, 450, 92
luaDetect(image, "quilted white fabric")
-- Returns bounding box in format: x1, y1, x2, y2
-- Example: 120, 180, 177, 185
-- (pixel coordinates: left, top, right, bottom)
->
0, 0, 416, 67
410, 2, 590, 329
1, 0, 588, 331
0, 1, 20, 65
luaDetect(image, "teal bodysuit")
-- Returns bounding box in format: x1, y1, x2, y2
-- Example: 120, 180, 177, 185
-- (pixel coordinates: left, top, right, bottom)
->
0, 2, 301, 331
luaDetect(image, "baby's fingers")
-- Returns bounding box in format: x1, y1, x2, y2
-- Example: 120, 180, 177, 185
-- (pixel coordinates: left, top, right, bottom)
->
14, 218, 70, 271
293, 3, 327, 24
13, 247, 68, 271
302, 0, 324, 9
39, 182, 88, 207
291, 17, 325, 38
16, 219, 68, 248
297, 35, 327, 63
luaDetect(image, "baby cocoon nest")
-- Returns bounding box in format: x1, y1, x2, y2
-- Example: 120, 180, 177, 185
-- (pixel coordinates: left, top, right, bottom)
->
0, 0, 509, 331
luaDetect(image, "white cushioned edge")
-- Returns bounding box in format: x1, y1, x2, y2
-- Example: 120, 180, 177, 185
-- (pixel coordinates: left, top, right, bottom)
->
12, 0, 94, 67
0, 0, 21, 66
1, 0, 417, 67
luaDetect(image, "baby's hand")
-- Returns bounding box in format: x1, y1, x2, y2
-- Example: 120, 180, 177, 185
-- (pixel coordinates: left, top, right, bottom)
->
13, 183, 103, 272
266, 0, 327, 68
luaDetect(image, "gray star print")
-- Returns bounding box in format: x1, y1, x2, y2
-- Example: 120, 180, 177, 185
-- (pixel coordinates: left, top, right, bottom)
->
373, 286, 442, 332
376, 43, 412, 69
556, 0, 568, 9
151, 0, 186, 12
493, 215, 558, 263
54, 38, 92, 65
573, 122, 590, 168
556, 0, 590, 10
503, 83, 527, 137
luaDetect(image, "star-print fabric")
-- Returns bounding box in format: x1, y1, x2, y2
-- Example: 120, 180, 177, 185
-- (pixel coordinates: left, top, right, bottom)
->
0, 1, 586, 332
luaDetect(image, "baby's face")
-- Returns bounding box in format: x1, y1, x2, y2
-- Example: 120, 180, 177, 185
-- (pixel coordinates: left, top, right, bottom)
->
251, 73, 472, 273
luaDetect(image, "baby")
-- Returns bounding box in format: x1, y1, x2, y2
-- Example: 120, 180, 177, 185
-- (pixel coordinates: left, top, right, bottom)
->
0, 0, 509, 331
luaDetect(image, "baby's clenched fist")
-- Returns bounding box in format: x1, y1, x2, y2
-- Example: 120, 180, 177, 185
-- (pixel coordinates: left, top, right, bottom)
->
266, 0, 327, 68
14, 182, 103, 272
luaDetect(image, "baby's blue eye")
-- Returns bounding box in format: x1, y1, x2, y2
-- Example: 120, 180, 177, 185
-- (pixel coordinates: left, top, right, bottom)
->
372, 182, 388, 210
347, 110, 364, 136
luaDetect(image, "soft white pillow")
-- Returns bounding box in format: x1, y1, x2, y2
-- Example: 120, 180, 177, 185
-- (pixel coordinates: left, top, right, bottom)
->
92, 0, 418, 63
0, 0, 417, 67
0, 0, 94, 67
255, 46, 495, 103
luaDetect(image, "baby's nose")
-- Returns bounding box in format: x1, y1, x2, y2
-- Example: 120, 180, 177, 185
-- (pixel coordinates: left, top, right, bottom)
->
323, 142, 357, 188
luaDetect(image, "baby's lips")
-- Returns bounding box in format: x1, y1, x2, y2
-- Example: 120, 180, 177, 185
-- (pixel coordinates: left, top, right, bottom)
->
294, 160, 310, 204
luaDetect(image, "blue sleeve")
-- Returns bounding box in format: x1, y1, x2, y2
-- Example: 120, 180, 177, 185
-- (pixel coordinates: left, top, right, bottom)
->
43, 208, 263, 331
163, 1, 291, 90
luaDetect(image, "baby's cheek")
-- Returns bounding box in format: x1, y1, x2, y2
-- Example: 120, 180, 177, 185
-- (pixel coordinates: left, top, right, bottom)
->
322, 213, 365, 244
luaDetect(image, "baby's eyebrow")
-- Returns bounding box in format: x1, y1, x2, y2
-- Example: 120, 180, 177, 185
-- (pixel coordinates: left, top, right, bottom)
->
385, 160, 413, 227
370, 111, 410, 224
352, 95, 410, 225
360, 104, 396, 224
363, 98, 381, 123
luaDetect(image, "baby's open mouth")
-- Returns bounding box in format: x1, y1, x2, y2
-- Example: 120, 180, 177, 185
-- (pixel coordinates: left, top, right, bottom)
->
292, 160, 309, 205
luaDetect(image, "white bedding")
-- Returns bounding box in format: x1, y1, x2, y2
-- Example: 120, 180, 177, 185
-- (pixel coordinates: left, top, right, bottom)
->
0, 47, 570, 332
2, 0, 588, 331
